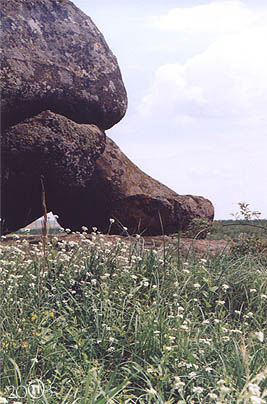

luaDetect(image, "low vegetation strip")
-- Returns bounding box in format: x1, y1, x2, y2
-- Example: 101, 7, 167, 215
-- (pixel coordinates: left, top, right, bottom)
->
0, 230, 266, 403
207, 220, 267, 241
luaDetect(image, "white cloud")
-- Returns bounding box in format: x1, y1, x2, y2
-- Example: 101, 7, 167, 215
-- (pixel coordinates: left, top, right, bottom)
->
112, 2, 267, 219
80, 0, 267, 219
151, 1, 257, 34
139, 23, 267, 127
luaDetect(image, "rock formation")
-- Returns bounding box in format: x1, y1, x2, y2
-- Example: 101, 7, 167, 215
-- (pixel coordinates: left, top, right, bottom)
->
54, 136, 214, 235
1, 111, 105, 234
0, 0, 127, 234
0, 0, 127, 130
1, 0, 214, 236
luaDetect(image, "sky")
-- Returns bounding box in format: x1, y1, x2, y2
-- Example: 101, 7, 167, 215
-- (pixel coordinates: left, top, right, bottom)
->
72, 0, 267, 219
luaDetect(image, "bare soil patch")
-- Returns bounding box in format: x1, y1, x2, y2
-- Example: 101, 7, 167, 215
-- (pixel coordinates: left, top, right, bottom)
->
0, 233, 231, 257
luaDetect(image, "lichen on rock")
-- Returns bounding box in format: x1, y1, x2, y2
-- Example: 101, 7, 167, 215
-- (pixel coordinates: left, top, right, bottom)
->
0, 0, 127, 130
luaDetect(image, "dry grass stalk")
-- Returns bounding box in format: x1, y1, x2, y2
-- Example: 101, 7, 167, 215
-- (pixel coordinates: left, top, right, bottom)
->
38, 175, 48, 315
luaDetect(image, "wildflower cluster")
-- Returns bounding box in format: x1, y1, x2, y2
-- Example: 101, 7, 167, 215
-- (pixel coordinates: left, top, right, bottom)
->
0, 230, 266, 403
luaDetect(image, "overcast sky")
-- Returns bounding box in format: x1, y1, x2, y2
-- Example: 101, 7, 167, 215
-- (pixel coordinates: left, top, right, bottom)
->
72, 0, 267, 219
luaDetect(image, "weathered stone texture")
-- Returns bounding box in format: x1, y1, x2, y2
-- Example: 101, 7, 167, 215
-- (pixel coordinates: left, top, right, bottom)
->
0, 0, 215, 236
0, 0, 127, 130
55, 137, 214, 235
1, 111, 105, 234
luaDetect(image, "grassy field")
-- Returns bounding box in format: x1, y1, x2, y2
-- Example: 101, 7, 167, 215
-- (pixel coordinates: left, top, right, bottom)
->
207, 220, 267, 241
0, 227, 266, 403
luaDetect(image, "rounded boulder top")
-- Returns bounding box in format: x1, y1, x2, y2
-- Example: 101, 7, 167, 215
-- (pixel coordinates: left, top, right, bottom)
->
0, 0, 128, 130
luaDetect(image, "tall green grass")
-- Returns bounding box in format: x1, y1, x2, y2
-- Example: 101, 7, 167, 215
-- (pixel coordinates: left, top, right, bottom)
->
0, 231, 266, 403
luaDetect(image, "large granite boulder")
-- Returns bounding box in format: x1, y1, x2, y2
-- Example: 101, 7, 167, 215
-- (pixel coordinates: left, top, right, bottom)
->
0, 0, 127, 130
1, 111, 105, 234
54, 137, 214, 235
0, 0, 214, 237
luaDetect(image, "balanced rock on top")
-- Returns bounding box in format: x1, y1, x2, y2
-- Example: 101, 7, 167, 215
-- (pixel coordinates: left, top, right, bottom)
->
0, 0, 127, 130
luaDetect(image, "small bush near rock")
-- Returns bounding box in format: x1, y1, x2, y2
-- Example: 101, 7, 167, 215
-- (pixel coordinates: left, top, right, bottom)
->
182, 218, 214, 239
230, 233, 267, 258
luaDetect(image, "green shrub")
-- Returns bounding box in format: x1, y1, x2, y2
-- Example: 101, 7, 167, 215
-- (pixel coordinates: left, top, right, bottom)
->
182, 218, 214, 239
230, 233, 267, 258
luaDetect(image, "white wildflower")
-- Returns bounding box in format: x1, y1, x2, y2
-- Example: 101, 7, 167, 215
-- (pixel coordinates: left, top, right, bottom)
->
143, 281, 149, 287
255, 331, 264, 342
174, 379, 185, 391
249, 397, 264, 404
248, 383, 261, 396
193, 386, 203, 394
189, 371, 197, 378
199, 338, 211, 345
208, 392, 218, 399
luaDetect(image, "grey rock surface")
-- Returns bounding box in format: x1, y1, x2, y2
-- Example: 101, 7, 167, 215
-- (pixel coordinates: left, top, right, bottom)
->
1, 111, 105, 234
0, 0, 127, 130
0, 0, 215, 237
55, 136, 214, 235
